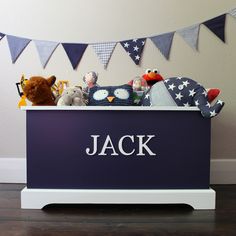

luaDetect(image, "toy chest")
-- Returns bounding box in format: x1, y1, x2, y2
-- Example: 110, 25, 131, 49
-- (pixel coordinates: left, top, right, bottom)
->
21, 106, 215, 209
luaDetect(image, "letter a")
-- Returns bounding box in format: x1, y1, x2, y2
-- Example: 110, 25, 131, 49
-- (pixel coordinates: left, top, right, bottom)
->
98, 135, 118, 156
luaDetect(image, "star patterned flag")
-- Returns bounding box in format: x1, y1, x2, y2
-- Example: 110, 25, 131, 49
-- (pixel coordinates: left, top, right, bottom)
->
91, 42, 117, 68
120, 38, 146, 65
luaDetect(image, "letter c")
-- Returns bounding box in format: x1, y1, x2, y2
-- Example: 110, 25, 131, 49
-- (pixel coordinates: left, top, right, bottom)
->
118, 135, 135, 156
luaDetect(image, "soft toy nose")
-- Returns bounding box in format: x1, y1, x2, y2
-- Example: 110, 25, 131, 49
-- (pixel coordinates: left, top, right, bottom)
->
148, 72, 157, 79
107, 96, 115, 103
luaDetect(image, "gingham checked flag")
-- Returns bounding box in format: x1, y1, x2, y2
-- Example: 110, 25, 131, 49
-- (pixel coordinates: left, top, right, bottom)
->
120, 38, 146, 65
91, 42, 117, 68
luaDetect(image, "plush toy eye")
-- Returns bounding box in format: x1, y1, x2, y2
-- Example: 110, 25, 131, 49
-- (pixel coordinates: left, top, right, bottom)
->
114, 88, 129, 100
153, 69, 159, 74
93, 89, 109, 101
145, 69, 152, 74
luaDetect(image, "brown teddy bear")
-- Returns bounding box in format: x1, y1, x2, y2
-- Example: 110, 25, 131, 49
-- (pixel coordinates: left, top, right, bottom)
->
23, 76, 56, 106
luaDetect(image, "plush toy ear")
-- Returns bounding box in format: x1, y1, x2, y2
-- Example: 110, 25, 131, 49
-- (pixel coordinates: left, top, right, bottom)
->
47, 76, 56, 87
75, 86, 82, 90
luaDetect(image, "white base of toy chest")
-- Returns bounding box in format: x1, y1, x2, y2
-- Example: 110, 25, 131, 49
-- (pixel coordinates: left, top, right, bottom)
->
21, 187, 215, 210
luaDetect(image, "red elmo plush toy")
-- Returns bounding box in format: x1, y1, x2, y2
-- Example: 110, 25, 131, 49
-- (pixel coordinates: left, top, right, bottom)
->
142, 69, 164, 87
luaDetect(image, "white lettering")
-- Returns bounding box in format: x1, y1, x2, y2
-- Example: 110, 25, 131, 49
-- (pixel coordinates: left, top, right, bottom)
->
85, 135, 157, 157
86, 135, 100, 156
137, 135, 156, 156
98, 135, 119, 156
118, 135, 135, 156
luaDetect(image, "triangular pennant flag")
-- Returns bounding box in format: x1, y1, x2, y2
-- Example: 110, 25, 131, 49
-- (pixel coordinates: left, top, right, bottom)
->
0, 33, 5, 40
203, 14, 226, 42
229, 8, 236, 18
34, 40, 59, 68
91, 42, 116, 68
62, 43, 88, 69
150, 32, 175, 60
120, 38, 146, 65
7, 35, 31, 63
177, 24, 200, 50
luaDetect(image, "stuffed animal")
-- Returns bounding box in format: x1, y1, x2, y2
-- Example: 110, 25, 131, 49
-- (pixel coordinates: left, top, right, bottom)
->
51, 80, 69, 99
89, 84, 133, 106
23, 76, 56, 106
142, 69, 164, 87
57, 86, 87, 106
16, 75, 28, 108
128, 77, 149, 105
142, 77, 224, 118
83, 71, 99, 94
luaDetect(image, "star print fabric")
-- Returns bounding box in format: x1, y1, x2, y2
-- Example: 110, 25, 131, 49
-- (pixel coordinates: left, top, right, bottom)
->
142, 77, 224, 118
163, 77, 200, 107
121, 38, 146, 65
163, 77, 224, 118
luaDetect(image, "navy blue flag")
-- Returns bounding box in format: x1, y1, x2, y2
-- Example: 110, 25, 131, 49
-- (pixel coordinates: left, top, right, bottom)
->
120, 38, 146, 65
62, 43, 88, 69
0, 32, 5, 40
203, 14, 226, 42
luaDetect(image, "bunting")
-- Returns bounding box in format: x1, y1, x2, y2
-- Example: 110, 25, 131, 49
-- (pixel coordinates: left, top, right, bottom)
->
0, 8, 233, 69
229, 8, 236, 18
0, 33, 5, 40
6, 35, 31, 63
177, 24, 200, 50
34, 40, 59, 68
150, 32, 175, 59
203, 14, 226, 42
62, 43, 88, 69
121, 38, 146, 65
91, 42, 116, 68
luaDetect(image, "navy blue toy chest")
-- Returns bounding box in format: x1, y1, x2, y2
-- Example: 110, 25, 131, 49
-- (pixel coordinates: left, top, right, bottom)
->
25, 107, 211, 190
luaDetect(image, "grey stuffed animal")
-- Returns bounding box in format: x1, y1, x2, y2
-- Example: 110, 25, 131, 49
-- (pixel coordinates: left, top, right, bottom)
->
57, 87, 87, 106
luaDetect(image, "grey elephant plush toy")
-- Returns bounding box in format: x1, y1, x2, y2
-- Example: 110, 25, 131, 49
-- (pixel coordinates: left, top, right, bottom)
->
57, 87, 87, 106
142, 77, 224, 118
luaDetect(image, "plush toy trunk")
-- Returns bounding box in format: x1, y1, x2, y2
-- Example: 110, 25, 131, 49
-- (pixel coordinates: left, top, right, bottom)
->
24, 106, 211, 190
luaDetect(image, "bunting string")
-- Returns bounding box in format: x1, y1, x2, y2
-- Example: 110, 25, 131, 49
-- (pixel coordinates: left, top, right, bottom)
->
0, 8, 236, 69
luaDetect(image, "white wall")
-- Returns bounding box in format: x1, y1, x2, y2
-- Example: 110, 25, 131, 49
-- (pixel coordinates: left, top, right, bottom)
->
0, 0, 236, 160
